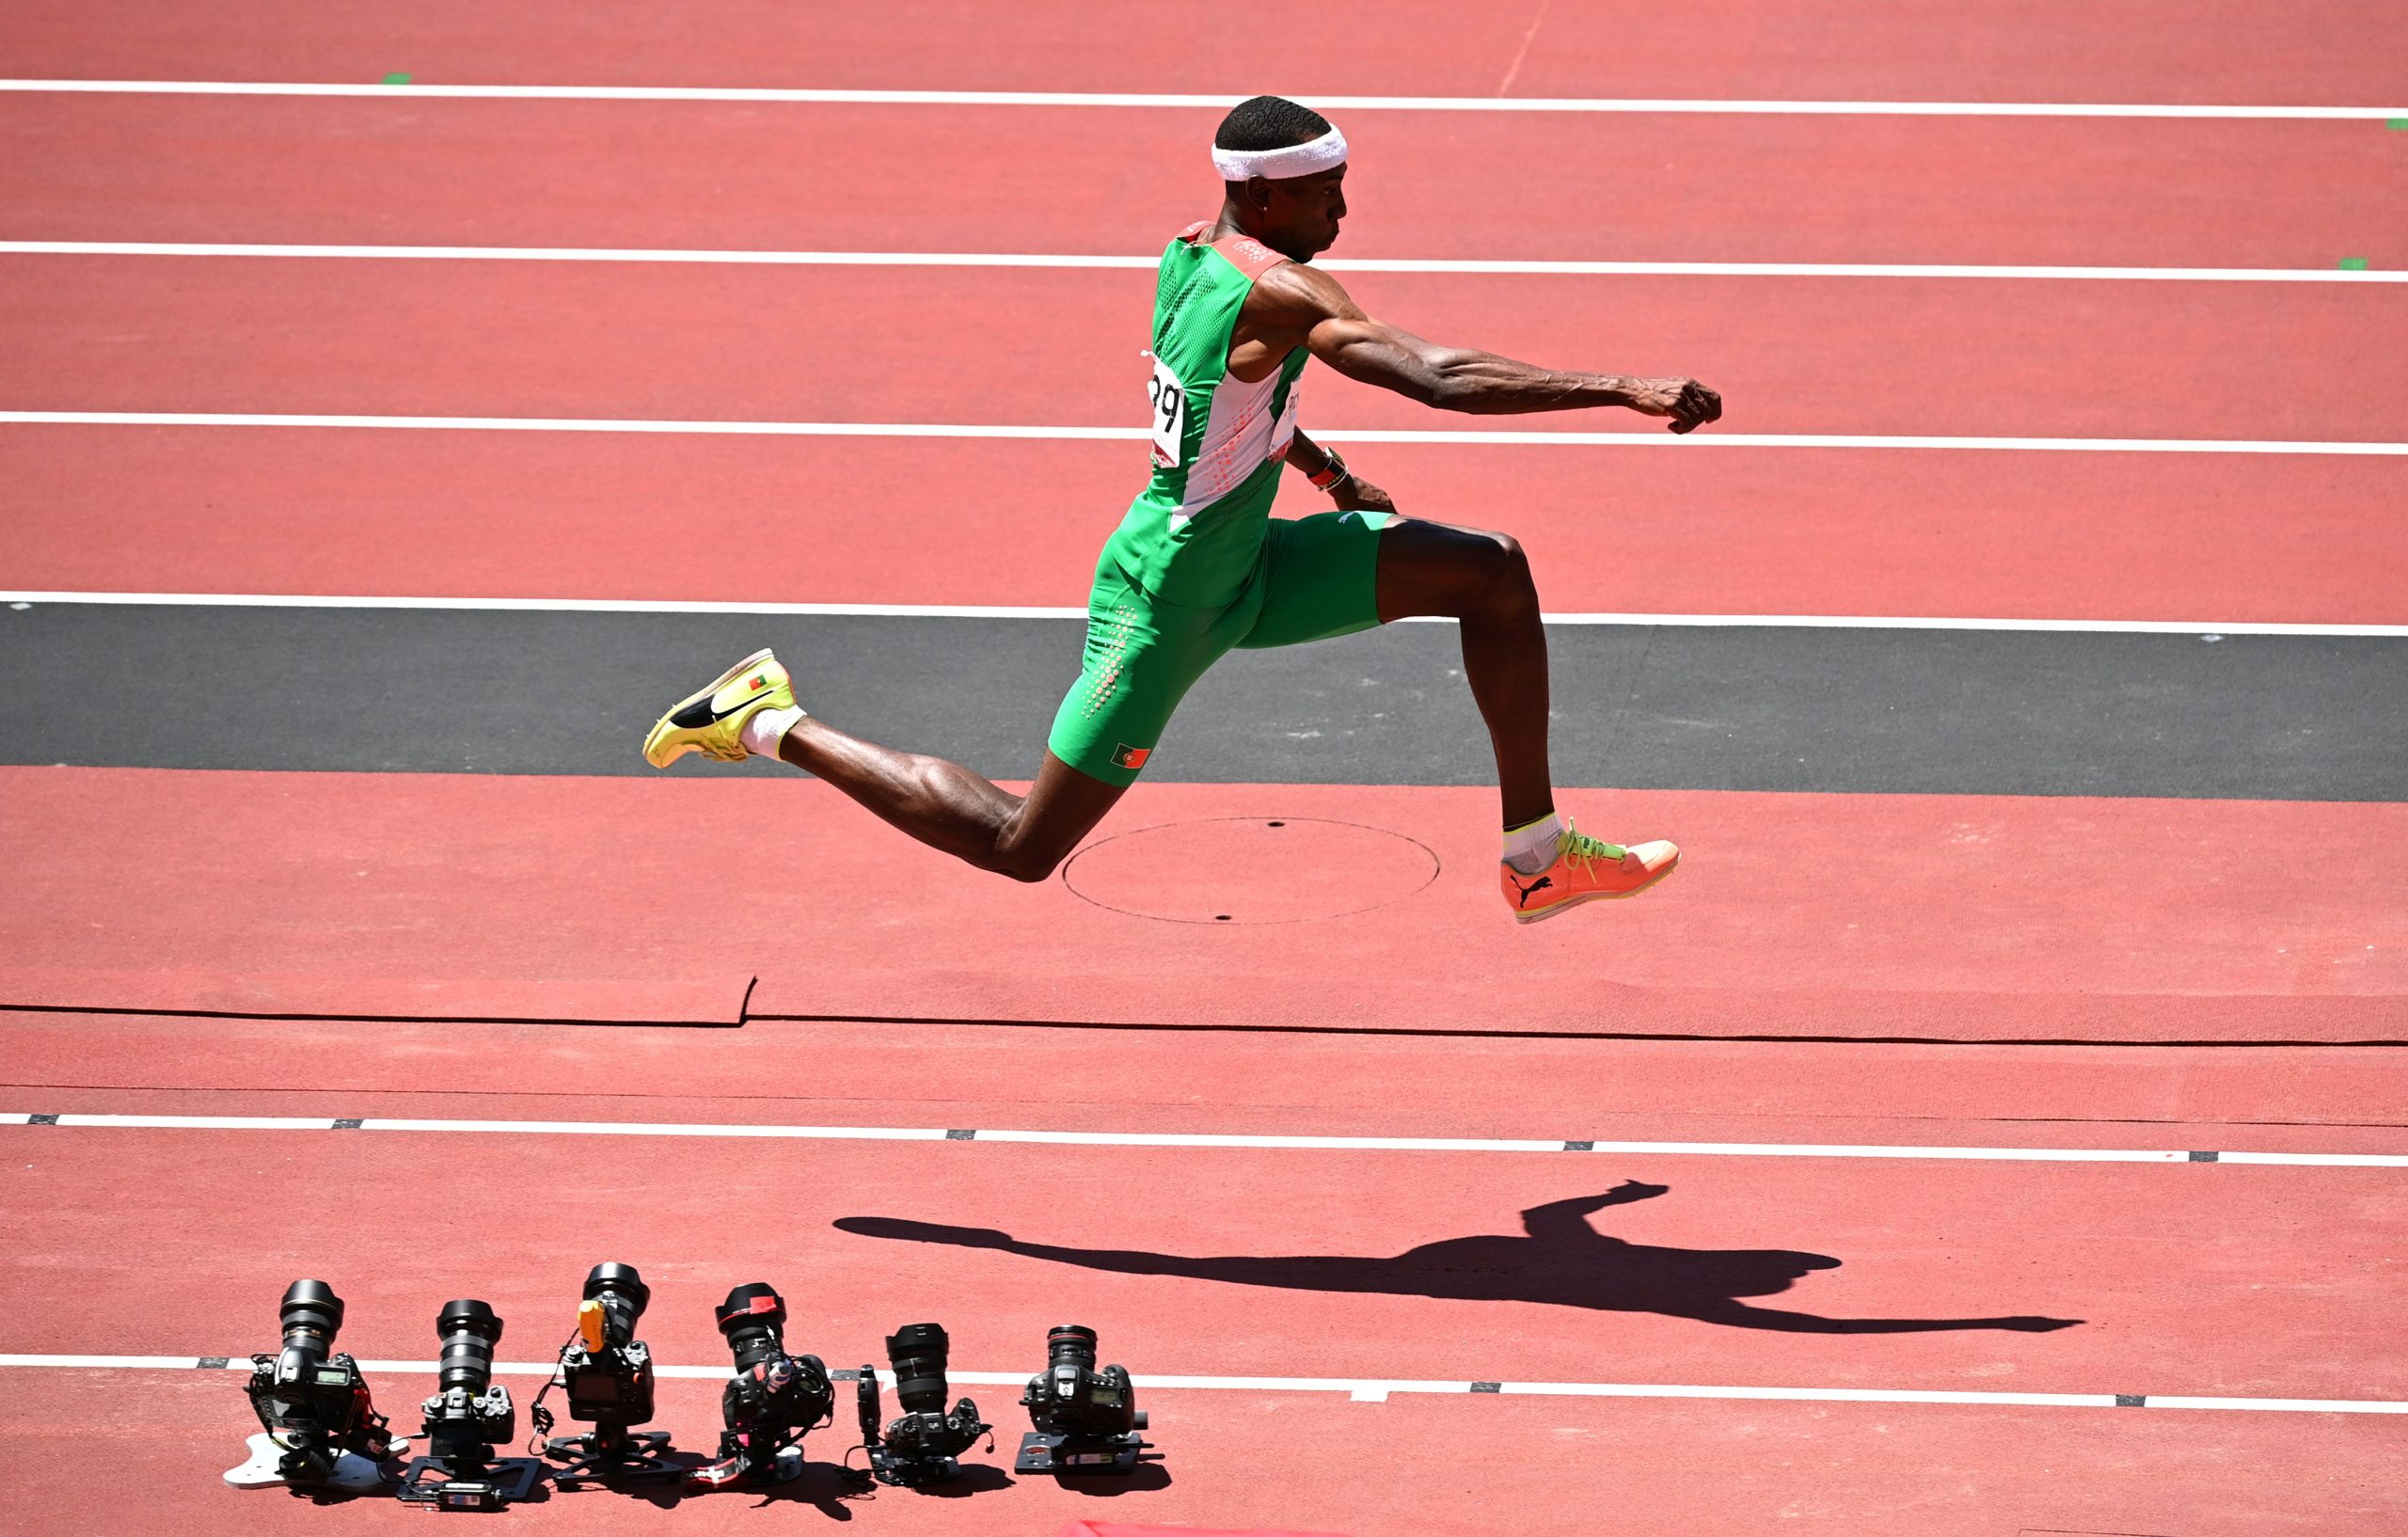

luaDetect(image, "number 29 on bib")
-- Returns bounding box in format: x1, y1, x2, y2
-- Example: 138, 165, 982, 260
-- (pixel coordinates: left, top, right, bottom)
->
1147, 357, 1187, 468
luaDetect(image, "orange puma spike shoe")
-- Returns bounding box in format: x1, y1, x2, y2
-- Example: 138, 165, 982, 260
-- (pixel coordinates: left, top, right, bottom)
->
1500, 825, 1681, 923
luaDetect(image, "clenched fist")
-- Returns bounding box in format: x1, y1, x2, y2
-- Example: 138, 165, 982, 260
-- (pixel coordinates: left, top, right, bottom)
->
1629, 377, 1723, 434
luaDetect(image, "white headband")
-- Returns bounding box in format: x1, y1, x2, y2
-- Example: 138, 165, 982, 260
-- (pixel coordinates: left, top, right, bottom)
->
1212, 124, 1347, 182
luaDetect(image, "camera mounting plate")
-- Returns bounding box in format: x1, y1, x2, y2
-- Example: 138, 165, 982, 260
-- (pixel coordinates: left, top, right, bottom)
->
544, 1429, 680, 1485
223, 1433, 392, 1491
1014, 1430, 1147, 1475
396, 1454, 545, 1509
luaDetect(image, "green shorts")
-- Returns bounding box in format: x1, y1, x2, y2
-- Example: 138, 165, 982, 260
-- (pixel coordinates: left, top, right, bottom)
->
1047, 510, 1395, 785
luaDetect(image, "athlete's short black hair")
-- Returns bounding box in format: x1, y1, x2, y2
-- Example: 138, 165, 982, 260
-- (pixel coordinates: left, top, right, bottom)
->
1214, 95, 1332, 152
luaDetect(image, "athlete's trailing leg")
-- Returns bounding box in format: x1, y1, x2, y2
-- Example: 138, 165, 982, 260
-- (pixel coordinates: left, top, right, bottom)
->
772, 726, 1122, 882
641, 648, 1121, 881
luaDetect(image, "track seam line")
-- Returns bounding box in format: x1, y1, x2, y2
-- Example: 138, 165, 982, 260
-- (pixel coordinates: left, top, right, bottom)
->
8, 1111, 2403, 1165
7, 242, 2397, 283
5, 80, 2402, 119
0, 1353, 2396, 1414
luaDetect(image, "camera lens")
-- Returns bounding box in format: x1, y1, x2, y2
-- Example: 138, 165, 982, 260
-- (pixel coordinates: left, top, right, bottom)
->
277, 1279, 344, 1364
1045, 1324, 1098, 1372
436, 1298, 505, 1392
885, 1323, 950, 1414
716, 1283, 787, 1374
581, 1262, 649, 1349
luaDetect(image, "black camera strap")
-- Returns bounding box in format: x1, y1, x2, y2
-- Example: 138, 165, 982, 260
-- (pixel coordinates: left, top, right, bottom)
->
522, 1326, 579, 1453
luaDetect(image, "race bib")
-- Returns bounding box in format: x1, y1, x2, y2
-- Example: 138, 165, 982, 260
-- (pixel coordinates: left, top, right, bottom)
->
1146, 356, 1186, 467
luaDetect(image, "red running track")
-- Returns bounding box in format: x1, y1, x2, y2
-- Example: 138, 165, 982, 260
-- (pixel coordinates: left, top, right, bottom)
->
8, 427, 2406, 623
8, 97, 2403, 269
2, 1121, 2398, 1398
1, 1051, 2401, 1534
4, 769, 2400, 1038
3, 0, 2402, 103
8, 257, 2405, 442
6, 7, 2404, 1536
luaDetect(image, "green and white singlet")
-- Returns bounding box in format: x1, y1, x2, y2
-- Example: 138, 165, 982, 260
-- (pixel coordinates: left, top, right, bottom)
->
1045, 222, 1394, 787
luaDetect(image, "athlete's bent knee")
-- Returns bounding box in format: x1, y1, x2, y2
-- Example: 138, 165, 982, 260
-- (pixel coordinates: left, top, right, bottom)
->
1473, 533, 1536, 613
989, 825, 1073, 883
990, 848, 1063, 883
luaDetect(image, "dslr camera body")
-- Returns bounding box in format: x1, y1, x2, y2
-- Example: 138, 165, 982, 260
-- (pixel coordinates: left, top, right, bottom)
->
398, 1299, 544, 1511
543, 1262, 676, 1482
228, 1279, 397, 1492
855, 1323, 991, 1487
1015, 1323, 1150, 1474
687, 1282, 834, 1490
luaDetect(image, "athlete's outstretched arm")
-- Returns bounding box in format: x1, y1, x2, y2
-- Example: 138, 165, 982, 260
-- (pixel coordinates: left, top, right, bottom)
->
1520, 1181, 1670, 1241
1254, 263, 1722, 431
1662, 1301, 2083, 1334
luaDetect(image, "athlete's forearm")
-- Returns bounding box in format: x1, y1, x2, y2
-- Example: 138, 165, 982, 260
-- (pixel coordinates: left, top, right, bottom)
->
1320, 325, 1650, 417
1310, 318, 1717, 431
1414, 350, 1651, 416
1284, 430, 1339, 477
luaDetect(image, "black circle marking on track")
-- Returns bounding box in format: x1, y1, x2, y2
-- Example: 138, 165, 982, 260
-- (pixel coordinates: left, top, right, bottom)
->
1060, 816, 1441, 926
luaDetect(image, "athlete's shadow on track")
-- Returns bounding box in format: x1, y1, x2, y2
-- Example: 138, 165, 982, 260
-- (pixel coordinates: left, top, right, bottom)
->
837, 1180, 2082, 1334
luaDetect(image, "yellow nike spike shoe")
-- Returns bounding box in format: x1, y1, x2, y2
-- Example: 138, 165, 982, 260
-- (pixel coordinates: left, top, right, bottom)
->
642, 648, 797, 768
1500, 824, 1681, 923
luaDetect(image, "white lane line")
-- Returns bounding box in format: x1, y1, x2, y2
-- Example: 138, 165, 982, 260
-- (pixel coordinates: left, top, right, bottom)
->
2218, 1150, 2408, 1165
0, 590, 1089, 621
5, 242, 2394, 283
2, 80, 2400, 119
1, 1355, 217, 1371
0, 1354, 2398, 1414
8, 592, 2401, 637
10, 1111, 2405, 1165
22, 1113, 337, 1131
7, 411, 2402, 456
366, 1118, 950, 1141
2141, 1395, 2408, 1413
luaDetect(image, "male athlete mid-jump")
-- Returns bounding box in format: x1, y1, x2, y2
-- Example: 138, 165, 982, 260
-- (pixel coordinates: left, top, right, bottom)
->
645, 95, 1722, 923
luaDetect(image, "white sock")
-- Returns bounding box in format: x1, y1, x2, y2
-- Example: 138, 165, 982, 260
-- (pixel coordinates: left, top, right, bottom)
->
1501, 812, 1563, 875
740, 705, 806, 760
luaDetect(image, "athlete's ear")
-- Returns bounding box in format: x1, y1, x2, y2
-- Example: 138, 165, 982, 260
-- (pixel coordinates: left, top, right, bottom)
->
1243, 175, 1275, 213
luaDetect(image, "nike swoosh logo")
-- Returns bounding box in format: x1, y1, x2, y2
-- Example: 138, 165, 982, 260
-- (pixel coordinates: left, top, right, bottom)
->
668, 683, 775, 733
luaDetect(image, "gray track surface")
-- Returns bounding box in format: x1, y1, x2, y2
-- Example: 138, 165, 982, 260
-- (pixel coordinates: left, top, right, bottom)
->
4, 604, 2400, 800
